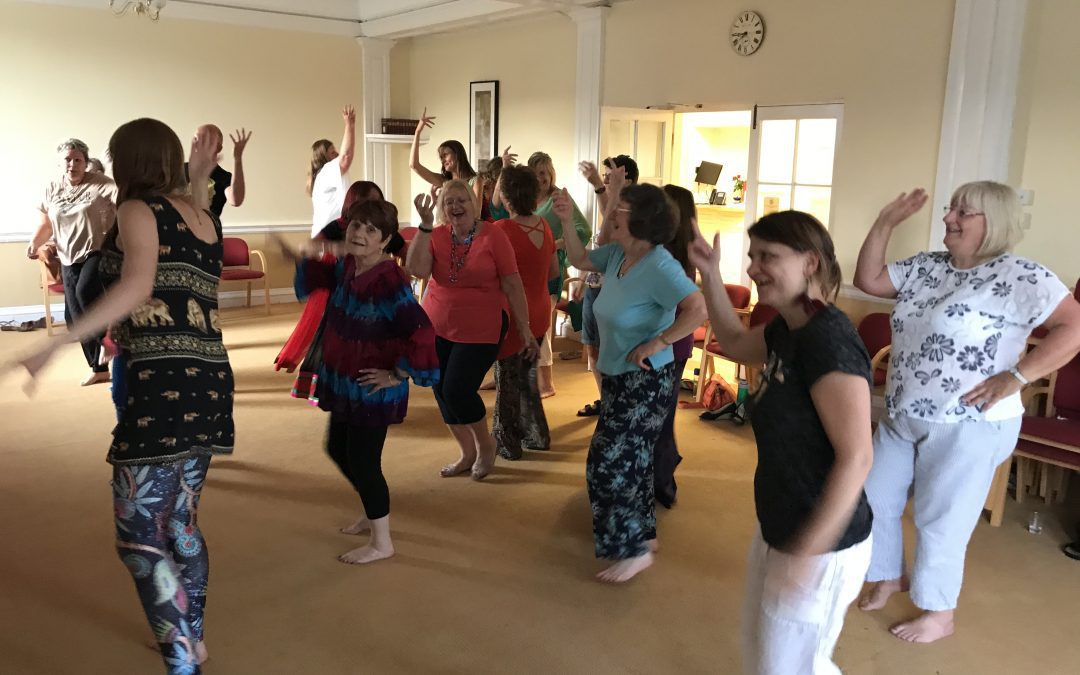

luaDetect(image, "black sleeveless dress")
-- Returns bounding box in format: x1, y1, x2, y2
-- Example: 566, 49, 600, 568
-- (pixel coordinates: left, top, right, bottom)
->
99, 196, 235, 466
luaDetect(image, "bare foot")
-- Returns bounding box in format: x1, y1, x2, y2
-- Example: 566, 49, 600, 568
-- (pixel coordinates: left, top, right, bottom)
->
890, 610, 955, 643
440, 457, 475, 477
340, 515, 370, 535
81, 371, 111, 386
859, 576, 909, 611
648, 539, 659, 553
597, 552, 654, 583
338, 543, 395, 565
540, 388, 556, 399
195, 641, 208, 665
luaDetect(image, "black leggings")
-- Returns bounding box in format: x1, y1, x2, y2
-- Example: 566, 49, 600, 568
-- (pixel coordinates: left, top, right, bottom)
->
61, 253, 107, 372
432, 314, 507, 425
326, 418, 390, 520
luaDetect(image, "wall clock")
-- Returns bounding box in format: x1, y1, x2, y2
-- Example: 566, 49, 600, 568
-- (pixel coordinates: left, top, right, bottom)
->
730, 10, 765, 56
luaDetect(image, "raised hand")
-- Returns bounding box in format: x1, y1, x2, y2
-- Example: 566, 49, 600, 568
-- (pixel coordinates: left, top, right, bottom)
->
417, 107, 436, 133
578, 161, 601, 187
606, 165, 627, 196
875, 188, 928, 230
414, 192, 436, 228
688, 220, 723, 278
230, 128, 252, 159
342, 105, 356, 124
552, 188, 573, 222
188, 126, 218, 181
501, 145, 517, 168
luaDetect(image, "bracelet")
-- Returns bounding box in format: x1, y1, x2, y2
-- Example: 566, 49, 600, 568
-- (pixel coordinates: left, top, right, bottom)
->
658, 333, 671, 346
1009, 366, 1030, 386
594, 186, 606, 194
418, 225, 433, 234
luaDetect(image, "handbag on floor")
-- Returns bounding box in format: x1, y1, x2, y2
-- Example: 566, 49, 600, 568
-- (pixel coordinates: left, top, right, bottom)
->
291, 310, 328, 406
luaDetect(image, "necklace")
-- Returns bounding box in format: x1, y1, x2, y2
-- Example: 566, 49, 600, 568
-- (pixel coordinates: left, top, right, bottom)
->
448, 220, 479, 284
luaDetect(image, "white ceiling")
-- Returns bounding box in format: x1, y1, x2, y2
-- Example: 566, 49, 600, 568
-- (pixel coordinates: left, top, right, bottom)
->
38, 0, 627, 39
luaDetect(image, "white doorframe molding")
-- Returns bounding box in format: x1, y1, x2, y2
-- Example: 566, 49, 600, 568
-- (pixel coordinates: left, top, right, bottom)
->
930, 0, 1028, 249
569, 7, 608, 226
358, 37, 397, 196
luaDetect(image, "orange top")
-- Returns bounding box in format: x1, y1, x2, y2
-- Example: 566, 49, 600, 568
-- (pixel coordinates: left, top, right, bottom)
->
494, 217, 556, 359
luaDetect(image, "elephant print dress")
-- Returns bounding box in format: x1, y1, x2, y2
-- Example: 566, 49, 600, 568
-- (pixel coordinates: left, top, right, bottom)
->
100, 196, 235, 466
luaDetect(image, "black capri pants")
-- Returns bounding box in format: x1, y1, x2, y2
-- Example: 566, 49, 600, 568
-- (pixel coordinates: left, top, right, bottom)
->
432, 313, 507, 425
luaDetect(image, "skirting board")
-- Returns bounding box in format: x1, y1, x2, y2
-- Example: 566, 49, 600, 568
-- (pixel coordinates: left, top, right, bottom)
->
0, 288, 298, 324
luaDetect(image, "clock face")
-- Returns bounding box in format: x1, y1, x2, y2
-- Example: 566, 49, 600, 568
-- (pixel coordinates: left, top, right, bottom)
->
730, 10, 765, 56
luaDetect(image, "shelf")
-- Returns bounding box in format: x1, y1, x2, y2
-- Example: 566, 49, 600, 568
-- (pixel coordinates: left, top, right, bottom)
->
365, 134, 427, 144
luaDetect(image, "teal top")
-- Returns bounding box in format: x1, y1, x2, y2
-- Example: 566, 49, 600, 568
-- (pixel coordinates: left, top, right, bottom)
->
588, 244, 699, 377
490, 192, 590, 294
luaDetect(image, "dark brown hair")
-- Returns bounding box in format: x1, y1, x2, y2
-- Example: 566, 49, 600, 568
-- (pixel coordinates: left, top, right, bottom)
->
662, 184, 695, 276
108, 118, 187, 204
621, 183, 677, 246
438, 140, 477, 181
499, 165, 539, 216
345, 199, 400, 251
307, 139, 334, 196
748, 210, 842, 300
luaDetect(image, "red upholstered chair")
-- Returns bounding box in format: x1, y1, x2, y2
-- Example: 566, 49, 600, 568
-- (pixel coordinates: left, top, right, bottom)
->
695, 302, 778, 403
693, 284, 752, 399
857, 312, 892, 387
39, 258, 66, 336
220, 237, 270, 315
1029, 282, 1079, 342
984, 350, 1080, 526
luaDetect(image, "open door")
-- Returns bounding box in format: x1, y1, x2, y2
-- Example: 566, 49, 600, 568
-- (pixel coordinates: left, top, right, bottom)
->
599, 107, 675, 188
743, 104, 844, 283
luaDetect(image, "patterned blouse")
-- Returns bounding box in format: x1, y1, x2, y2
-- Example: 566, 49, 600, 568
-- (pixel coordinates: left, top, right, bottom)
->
100, 196, 235, 465
295, 257, 439, 427
885, 251, 1069, 423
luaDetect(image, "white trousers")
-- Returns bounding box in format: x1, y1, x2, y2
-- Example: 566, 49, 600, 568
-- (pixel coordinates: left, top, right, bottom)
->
742, 531, 872, 675
539, 296, 556, 367
863, 414, 1021, 611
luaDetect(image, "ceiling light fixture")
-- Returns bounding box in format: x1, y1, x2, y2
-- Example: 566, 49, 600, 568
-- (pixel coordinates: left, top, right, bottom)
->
110, 0, 167, 21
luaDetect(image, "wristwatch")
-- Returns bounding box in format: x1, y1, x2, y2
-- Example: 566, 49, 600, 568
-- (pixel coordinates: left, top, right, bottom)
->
418, 225, 433, 233
1008, 366, 1029, 386
594, 186, 606, 194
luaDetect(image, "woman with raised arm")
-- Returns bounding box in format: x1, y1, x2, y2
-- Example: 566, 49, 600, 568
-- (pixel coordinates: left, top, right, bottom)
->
406, 180, 537, 480
409, 107, 481, 201
307, 105, 356, 237
554, 184, 704, 584
854, 183, 1080, 643
281, 199, 438, 565
7, 121, 232, 674
689, 209, 874, 673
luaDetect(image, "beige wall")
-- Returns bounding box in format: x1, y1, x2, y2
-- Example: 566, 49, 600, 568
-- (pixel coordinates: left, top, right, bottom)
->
396, 13, 579, 216
1013, 0, 1080, 285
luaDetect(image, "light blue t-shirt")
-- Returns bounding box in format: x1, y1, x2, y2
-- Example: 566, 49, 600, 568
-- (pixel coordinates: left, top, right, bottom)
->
588, 244, 699, 377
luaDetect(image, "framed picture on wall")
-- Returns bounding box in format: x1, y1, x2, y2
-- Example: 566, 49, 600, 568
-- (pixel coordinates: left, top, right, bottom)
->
469, 80, 499, 170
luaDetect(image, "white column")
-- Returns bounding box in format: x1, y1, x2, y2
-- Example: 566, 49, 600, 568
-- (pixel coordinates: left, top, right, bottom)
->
930, 0, 1027, 248
569, 7, 608, 228
357, 37, 396, 196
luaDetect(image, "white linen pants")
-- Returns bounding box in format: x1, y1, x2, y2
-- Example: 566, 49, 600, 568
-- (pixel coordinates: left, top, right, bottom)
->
539, 296, 556, 367
863, 414, 1021, 611
742, 531, 872, 675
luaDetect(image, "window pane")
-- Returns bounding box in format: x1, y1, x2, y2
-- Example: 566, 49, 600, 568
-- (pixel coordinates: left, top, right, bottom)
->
793, 186, 833, 226
794, 119, 837, 186
606, 119, 634, 159
757, 183, 791, 215
758, 119, 795, 184
635, 120, 665, 184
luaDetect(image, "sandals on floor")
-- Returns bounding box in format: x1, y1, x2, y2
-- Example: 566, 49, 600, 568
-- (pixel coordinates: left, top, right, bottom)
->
577, 400, 601, 417
1063, 541, 1080, 561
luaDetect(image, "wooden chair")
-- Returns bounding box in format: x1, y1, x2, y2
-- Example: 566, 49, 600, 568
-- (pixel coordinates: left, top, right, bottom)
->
695, 302, 777, 403
220, 237, 270, 314
856, 312, 892, 424
984, 349, 1080, 526
692, 284, 752, 399
38, 257, 66, 336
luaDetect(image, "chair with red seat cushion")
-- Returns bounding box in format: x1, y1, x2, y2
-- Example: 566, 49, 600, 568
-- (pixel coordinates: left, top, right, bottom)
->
695, 302, 776, 403
219, 237, 270, 315
692, 284, 752, 398
38, 257, 66, 336
856, 312, 892, 387
984, 350, 1080, 526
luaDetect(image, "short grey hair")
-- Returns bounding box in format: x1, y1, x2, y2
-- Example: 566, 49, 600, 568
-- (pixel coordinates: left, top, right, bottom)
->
950, 181, 1023, 257
56, 138, 90, 162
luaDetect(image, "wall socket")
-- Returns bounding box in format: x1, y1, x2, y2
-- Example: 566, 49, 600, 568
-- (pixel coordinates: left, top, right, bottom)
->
1019, 189, 1035, 206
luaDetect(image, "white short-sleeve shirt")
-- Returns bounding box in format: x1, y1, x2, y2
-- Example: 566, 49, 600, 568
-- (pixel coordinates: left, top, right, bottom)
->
311, 161, 348, 237
885, 251, 1069, 423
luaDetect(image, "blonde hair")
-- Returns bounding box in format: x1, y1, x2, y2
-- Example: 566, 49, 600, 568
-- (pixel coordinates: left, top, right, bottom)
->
436, 179, 477, 224
527, 151, 557, 195
950, 181, 1023, 257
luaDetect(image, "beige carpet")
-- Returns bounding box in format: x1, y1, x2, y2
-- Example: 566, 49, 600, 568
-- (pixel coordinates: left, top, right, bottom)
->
1, 305, 1078, 674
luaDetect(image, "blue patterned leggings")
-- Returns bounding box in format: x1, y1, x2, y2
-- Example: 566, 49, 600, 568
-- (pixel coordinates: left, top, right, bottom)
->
586, 362, 676, 560
113, 455, 211, 675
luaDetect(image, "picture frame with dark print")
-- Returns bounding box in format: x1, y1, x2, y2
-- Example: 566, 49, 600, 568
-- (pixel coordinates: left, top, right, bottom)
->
469, 80, 499, 170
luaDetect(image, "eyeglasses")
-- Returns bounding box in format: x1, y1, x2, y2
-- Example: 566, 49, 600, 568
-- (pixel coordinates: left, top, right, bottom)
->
615, 207, 631, 214
943, 205, 984, 219
443, 198, 470, 207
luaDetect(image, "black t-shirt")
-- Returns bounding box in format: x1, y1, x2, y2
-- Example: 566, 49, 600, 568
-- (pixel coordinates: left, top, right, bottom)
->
749, 304, 874, 552
184, 163, 232, 217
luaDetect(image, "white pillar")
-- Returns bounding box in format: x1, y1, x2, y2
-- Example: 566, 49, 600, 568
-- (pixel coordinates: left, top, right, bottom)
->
357, 37, 396, 196
930, 0, 1027, 248
569, 7, 607, 229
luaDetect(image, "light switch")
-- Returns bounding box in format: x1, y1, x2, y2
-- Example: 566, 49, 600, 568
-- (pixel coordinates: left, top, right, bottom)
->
1019, 189, 1035, 206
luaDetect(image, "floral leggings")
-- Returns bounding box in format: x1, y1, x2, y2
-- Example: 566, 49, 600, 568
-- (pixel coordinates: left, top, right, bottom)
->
586, 362, 677, 560
113, 455, 211, 675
